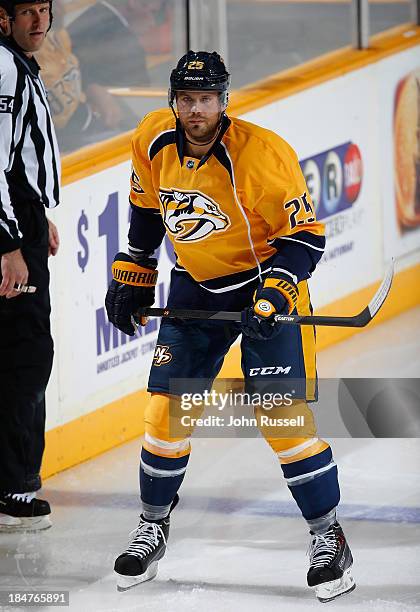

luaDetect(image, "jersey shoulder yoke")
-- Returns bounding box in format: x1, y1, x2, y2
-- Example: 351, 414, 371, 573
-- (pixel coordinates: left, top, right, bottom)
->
133, 108, 176, 156
228, 115, 297, 161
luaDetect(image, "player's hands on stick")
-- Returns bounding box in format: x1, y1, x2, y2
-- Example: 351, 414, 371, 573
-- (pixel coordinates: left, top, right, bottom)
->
0, 248, 29, 299
241, 273, 298, 340
105, 252, 158, 336
141, 261, 394, 328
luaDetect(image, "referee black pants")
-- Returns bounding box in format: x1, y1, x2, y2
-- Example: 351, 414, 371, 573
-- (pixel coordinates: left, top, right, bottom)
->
0, 202, 53, 493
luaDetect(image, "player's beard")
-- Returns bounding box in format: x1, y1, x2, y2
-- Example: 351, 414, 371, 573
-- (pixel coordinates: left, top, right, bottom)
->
181, 113, 221, 145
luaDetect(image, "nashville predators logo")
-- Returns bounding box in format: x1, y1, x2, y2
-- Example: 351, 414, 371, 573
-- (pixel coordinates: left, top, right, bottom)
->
153, 345, 173, 367
159, 189, 230, 242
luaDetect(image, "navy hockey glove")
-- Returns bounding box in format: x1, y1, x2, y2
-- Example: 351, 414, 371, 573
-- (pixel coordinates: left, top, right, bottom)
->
241, 274, 298, 340
105, 252, 158, 336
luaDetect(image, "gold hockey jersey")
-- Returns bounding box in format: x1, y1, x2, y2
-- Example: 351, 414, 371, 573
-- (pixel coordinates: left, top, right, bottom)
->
130, 108, 325, 289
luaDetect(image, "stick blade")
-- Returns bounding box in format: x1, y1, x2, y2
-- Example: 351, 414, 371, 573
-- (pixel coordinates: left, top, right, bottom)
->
367, 259, 395, 319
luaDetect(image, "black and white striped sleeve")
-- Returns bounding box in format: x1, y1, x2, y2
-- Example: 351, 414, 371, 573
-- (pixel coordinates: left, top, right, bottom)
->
0, 50, 22, 254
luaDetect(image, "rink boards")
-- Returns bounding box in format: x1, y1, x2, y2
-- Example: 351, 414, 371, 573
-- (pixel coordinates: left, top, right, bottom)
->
42, 25, 420, 479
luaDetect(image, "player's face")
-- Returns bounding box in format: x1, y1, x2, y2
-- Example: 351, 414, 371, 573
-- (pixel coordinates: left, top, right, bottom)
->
11, 2, 50, 55
176, 91, 222, 143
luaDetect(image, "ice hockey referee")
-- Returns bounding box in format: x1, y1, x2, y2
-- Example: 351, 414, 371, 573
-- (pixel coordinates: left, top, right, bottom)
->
0, 0, 60, 531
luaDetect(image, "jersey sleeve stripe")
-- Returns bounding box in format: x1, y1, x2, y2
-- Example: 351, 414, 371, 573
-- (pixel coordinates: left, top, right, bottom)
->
278, 235, 325, 252
270, 231, 326, 282
174, 255, 274, 293
271, 267, 298, 284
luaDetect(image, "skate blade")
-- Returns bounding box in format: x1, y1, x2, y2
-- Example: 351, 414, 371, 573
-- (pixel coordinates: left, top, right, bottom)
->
0, 514, 52, 533
314, 568, 356, 603
115, 561, 159, 591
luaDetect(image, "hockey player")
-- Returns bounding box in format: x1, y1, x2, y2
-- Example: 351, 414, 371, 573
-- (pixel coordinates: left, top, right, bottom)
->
105, 51, 355, 602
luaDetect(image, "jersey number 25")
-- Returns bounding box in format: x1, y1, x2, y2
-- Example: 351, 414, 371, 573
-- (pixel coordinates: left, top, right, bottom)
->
285, 192, 315, 230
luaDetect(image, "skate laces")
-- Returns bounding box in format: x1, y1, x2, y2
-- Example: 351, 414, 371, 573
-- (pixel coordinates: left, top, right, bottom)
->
7, 492, 36, 503
125, 520, 167, 559
308, 528, 337, 569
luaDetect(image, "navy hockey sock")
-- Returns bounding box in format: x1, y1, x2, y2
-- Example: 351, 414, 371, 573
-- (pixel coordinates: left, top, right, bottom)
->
280, 447, 340, 520
139, 448, 189, 519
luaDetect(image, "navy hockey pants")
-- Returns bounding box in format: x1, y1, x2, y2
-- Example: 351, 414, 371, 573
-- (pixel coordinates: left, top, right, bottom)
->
148, 268, 316, 398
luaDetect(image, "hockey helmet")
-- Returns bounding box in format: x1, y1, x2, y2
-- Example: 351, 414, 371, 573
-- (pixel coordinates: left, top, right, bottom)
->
169, 50, 230, 110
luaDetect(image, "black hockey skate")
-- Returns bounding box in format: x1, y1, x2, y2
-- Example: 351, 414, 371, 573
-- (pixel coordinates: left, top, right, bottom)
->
0, 492, 51, 532
307, 522, 355, 603
114, 495, 179, 591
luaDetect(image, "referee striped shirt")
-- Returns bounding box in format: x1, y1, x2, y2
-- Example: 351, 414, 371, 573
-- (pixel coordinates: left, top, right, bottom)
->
0, 38, 60, 255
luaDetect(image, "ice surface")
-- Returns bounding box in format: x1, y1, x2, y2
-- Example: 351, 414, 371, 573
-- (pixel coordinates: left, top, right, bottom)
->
1, 309, 419, 611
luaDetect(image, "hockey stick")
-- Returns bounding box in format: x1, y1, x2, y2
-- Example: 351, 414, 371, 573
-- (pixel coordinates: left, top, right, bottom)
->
138, 261, 394, 328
